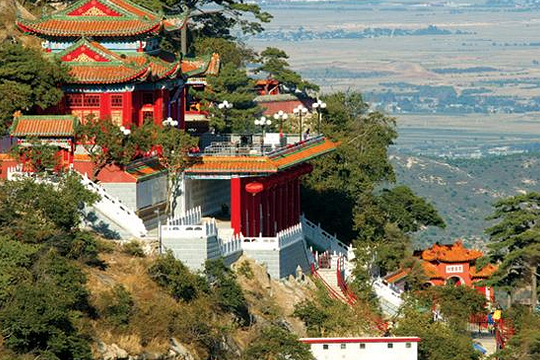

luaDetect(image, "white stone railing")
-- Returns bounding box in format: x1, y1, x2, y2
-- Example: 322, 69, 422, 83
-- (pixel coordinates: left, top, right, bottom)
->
79, 173, 147, 238
373, 278, 403, 312
167, 206, 202, 226
241, 223, 304, 251
219, 236, 242, 257
162, 218, 218, 239
300, 215, 353, 260
7, 165, 34, 180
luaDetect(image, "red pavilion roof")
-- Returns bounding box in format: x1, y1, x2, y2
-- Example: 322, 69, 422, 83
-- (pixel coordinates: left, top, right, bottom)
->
421, 240, 483, 263
16, 0, 186, 37
11, 115, 77, 137
185, 137, 336, 175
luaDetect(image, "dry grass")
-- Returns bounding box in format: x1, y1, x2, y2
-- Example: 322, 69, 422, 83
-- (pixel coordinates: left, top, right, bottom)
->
84, 245, 174, 355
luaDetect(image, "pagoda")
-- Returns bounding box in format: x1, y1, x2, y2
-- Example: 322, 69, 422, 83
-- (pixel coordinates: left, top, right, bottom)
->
384, 240, 498, 300
15, 0, 219, 128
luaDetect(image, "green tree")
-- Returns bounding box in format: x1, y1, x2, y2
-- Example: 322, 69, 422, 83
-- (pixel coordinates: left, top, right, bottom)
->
0, 42, 69, 133
205, 259, 249, 325
243, 325, 314, 360
156, 124, 198, 214
10, 138, 61, 174
301, 91, 444, 296
484, 193, 540, 309
148, 251, 204, 302
76, 117, 154, 180
255, 47, 319, 92
394, 308, 480, 360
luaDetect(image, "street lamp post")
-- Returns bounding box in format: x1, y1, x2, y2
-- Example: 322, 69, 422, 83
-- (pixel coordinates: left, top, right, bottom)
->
312, 99, 327, 134
254, 116, 272, 153
293, 105, 308, 140
218, 100, 233, 128
273, 111, 288, 145
162, 117, 179, 127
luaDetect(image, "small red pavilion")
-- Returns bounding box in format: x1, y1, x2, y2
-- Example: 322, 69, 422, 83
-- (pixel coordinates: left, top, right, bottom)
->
385, 240, 498, 299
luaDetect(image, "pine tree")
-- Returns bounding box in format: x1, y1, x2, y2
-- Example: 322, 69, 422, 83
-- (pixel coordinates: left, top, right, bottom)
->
485, 192, 540, 310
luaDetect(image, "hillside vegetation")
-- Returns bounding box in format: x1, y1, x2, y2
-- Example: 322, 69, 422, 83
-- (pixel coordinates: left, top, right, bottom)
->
392, 152, 540, 248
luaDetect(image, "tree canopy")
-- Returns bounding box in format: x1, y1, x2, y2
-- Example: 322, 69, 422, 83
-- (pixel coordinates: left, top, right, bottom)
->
0, 42, 69, 133
255, 47, 319, 92
484, 192, 540, 309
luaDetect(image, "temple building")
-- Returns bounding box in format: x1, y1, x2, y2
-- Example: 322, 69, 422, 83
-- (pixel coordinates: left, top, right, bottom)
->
16, 0, 219, 128
3, 0, 344, 279
384, 240, 498, 299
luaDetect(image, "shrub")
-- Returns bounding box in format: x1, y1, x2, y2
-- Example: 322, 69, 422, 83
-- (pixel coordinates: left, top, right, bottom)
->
99, 285, 135, 328
237, 260, 254, 280
122, 241, 145, 258
148, 251, 203, 302
205, 259, 249, 325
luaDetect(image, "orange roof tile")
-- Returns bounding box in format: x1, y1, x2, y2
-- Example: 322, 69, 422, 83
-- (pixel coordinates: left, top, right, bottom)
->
385, 269, 409, 283
11, 115, 76, 137
185, 137, 337, 175
16, 0, 186, 37
421, 240, 483, 263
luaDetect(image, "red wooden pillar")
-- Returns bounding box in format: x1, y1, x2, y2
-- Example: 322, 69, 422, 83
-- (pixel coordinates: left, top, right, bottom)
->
264, 189, 271, 236
288, 179, 294, 226
231, 177, 242, 235
253, 193, 261, 236
284, 178, 290, 228
154, 89, 164, 124
296, 178, 301, 221
163, 89, 170, 119
275, 183, 282, 233
179, 87, 186, 129
270, 185, 277, 236
122, 92, 133, 126
100, 93, 111, 120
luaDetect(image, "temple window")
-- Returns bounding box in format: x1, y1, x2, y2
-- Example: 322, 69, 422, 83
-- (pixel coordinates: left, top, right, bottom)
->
446, 265, 463, 273
83, 95, 100, 107
359, 343, 366, 349
387, 343, 394, 349
66, 94, 83, 107
111, 95, 123, 108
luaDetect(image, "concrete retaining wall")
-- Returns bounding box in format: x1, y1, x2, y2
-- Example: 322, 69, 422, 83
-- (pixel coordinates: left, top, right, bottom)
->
244, 239, 311, 279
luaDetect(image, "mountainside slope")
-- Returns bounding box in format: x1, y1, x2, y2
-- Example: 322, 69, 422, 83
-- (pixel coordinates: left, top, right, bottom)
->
392, 152, 540, 248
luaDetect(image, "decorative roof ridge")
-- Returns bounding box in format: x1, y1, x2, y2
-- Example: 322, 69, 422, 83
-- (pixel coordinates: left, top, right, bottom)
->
16, 114, 77, 120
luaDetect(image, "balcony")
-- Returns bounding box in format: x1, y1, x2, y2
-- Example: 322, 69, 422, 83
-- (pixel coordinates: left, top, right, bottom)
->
197, 133, 324, 157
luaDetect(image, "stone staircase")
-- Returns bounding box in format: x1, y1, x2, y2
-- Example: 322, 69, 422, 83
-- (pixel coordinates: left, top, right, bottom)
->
314, 268, 349, 303
79, 173, 147, 239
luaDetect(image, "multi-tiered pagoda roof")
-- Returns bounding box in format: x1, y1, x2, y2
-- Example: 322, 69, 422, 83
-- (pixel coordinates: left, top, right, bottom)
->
17, 0, 186, 37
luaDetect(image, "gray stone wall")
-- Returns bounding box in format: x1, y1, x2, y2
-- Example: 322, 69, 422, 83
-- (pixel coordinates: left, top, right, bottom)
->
278, 240, 311, 278
162, 234, 209, 271
137, 175, 167, 210
244, 240, 311, 279
183, 179, 230, 216
101, 183, 137, 211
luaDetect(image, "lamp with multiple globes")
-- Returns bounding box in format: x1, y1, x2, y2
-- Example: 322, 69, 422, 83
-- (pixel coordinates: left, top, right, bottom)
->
273, 110, 288, 140
293, 105, 309, 139
312, 99, 327, 134
254, 116, 272, 153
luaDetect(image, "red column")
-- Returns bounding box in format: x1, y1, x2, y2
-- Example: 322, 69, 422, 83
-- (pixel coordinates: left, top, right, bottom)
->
156, 89, 164, 124
179, 87, 186, 129
100, 93, 111, 120
262, 189, 270, 236
270, 185, 277, 236
296, 178, 301, 221
275, 183, 282, 233
283, 179, 289, 229
122, 92, 133, 126
230, 177, 242, 235
253, 193, 261, 236
163, 89, 170, 119
288, 179, 294, 226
